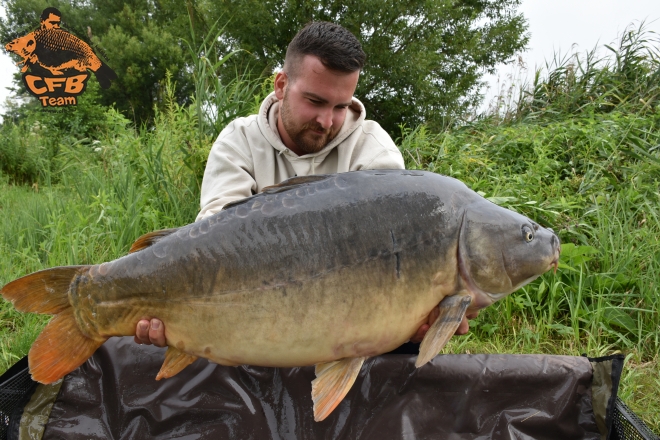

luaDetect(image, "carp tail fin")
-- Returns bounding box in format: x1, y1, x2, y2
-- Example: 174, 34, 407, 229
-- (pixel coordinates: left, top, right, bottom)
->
416, 294, 472, 368
312, 356, 366, 422
29, 309, 105, 384
1, 266, 87, 315
1, 266, 105, 384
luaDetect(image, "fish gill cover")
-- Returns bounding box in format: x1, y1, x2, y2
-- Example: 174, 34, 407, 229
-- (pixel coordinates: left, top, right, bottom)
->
3, 7, 117, 108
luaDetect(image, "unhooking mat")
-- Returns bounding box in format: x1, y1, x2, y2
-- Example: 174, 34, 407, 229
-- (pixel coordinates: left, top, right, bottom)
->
0, 337, 633, 439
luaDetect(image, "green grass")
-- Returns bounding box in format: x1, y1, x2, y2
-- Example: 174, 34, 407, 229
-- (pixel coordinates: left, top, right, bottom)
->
0, 91, 208, 372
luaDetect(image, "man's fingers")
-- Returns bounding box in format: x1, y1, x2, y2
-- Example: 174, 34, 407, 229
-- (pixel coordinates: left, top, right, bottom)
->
427, 306, 440, 327
134, 319, 167, 347
408, 305, 480, 343
148, 319, 167, 347
409, 324, 429, 343
454, 316, 469, 335
135, 319, 151, 344
466, 311, 479, 320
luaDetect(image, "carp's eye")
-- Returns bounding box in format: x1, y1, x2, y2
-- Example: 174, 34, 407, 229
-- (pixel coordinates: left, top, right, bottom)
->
522, 225, 534, 242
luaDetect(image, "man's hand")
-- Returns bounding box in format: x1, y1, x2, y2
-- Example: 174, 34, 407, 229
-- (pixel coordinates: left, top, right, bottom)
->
134, 319, 167, 347
409, 309, 479, 343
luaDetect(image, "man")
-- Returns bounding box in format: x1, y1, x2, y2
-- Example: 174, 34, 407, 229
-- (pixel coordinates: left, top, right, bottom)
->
134, 21, 476, 349
40, 7, 62, 30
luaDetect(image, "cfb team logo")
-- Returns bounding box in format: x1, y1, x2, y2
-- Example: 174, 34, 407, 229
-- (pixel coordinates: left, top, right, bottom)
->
4, 7, 117, 107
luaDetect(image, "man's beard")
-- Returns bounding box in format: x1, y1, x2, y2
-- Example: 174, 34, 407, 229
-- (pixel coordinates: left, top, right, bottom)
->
280, 93, 339, 154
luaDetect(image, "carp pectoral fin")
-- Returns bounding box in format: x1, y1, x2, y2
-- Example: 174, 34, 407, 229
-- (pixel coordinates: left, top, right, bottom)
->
155, 347, 198, 380
311, 356, 366, 422
416, 294, 472, 368
129, 228, 180, 254
29, 309, 105, 384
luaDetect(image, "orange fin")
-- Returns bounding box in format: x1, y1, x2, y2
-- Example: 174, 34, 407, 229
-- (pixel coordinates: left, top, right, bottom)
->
416, 294, 472, 368
29, 309, 105, 384
156, 347, 198, 380
1, 266, 87, 315
312, 356, 366, 422
129, 228, 179, 253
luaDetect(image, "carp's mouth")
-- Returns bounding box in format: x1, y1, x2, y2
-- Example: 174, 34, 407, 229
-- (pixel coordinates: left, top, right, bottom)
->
550, 246, 560, 274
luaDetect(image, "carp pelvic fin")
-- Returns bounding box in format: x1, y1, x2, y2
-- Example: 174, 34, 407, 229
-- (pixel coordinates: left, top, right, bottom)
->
129, 228, 179, 254
29, 309, 105, 384
156, 347, 198, 380
311, 356, 366, 422
416, 294, 472, 368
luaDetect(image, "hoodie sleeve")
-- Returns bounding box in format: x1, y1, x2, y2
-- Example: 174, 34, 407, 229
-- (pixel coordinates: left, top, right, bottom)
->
196, 125, 257, 222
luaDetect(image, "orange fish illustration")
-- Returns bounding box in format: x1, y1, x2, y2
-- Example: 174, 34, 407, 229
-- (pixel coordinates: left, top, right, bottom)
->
5, 17, 116, 88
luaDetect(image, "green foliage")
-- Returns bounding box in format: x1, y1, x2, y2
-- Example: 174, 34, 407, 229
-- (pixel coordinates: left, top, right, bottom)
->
399, 106, 660, 429
0, 81, 131, 184
98, 16, 189, 123
182, 17, 268, 141
0, 82, 206, 275
1, 0, 528, 131
203, 0, 529, 134
0, 87, 207, 373
0, 120, 50, 184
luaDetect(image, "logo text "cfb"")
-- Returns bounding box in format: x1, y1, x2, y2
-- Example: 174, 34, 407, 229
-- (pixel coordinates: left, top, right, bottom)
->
25, 74, 88, 95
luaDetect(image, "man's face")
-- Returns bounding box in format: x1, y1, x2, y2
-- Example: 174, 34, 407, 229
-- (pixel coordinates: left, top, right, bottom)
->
274, 55, 360, 155
41, 13, 61, 29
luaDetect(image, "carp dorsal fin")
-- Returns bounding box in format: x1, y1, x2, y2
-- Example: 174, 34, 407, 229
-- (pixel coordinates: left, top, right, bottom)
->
222, 175, 330, 211
128, 228, 179, 254
262, 175, 329, 194
415, 294, 472, 368
312, 356, 366, 421
155, 346, 198, 380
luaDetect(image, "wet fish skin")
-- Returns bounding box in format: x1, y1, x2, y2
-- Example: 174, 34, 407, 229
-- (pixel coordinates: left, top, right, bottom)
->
1, 170, 560, 420
73, 171, 471, 365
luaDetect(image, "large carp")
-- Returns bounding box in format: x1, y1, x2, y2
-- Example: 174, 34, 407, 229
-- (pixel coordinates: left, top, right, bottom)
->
1, 170, 560, 421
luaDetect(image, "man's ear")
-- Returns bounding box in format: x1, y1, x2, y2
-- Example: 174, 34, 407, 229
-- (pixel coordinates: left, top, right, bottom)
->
274, 71, 288, 100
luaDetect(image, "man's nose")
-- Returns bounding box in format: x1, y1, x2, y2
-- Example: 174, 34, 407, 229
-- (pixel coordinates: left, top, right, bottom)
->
316, 108, 333, 130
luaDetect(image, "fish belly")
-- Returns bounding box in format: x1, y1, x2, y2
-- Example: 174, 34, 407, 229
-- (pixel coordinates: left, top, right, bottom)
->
96, 256, 442, 367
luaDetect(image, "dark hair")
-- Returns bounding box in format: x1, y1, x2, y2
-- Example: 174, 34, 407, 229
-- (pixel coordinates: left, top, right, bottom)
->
284, 22, 366, 79
40, 7, 62, 21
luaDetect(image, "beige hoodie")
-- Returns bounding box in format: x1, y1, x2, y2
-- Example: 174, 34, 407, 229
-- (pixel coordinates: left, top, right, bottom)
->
196, 92, 405, 221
